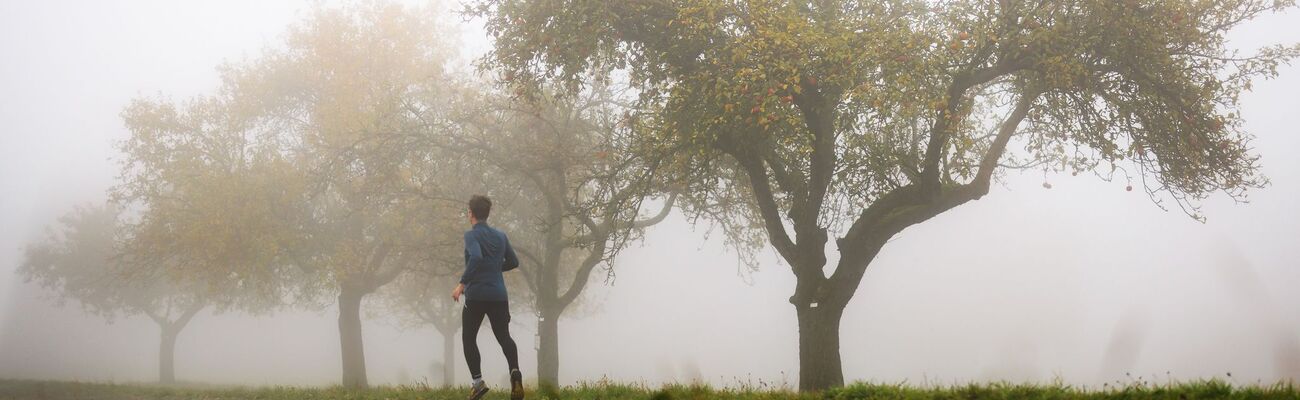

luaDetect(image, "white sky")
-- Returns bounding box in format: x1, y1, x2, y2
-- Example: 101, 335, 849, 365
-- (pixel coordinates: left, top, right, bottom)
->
1, 0, 1298, 389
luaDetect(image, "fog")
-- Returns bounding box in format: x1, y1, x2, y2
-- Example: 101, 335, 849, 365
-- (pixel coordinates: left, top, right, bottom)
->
1, 0, 1298, 390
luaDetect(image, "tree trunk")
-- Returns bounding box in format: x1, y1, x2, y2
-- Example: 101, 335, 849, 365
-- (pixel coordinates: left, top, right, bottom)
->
152, 305, 202, 385
537, 307, 560, 386
338, 287, 368, 389
442, 329, 456, 386
158, 324, 179, 384
796, 302, 845, 391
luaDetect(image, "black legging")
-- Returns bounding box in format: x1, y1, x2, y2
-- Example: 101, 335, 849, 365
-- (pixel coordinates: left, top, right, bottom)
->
462, 299, 520, 380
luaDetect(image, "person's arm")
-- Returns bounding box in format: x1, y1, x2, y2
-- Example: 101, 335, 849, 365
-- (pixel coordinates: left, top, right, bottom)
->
502, 235, 519, 272
460, 231, 483, 285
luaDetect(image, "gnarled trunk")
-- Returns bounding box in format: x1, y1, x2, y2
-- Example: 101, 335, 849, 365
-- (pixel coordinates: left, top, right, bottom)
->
795, 302, 845, 391
338, 287, 368, 389
537, 306, 561, 386
154, 304, 202, 385
158, 324, 179, 384
442, 329, 456, 386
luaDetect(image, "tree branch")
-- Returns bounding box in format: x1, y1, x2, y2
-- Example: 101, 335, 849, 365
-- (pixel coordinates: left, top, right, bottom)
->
557, 241, 607, 309
920, 57, 1027, 191
833, 91, 1040, 296
792, 85, 837, 232
972, 91, 1040, 188
372, 248, 416, 291
172, 302, 205, 331
514, 244, 542, 294
630, 192, 677, 229
727, 146, 798, 262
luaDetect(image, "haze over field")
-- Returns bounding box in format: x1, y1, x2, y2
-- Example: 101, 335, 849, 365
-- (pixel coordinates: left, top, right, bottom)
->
1, 0, 1298, 390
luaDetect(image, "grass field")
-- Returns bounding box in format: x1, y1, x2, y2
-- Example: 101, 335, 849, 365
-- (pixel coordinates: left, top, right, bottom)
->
0, 379, 1295, 400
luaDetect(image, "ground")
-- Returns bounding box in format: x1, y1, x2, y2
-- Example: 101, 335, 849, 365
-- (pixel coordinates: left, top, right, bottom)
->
0, 379, 1294, 399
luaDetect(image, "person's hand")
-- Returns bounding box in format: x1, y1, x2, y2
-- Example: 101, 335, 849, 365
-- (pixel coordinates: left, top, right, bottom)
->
451, 283, 464, 302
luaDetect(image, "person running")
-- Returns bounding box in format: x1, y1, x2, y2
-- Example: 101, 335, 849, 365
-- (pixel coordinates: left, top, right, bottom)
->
452, 195, 524, 400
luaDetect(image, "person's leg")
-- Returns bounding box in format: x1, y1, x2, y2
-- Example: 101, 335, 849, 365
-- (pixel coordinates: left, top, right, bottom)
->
485, 301, 520, 372
461, 300, 488, 381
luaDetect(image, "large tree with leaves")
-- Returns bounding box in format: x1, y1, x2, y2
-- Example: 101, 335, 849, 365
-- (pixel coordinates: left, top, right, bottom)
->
108, 67, 310, 384
19, 203, 208, 384
472, 0, 1298, 390
212, 1, 462, 388
436, 84, 674, 385
109, 90, 309, 383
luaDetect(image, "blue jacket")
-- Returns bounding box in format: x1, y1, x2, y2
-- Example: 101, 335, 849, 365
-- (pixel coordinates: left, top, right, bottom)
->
460, 222, 518, 302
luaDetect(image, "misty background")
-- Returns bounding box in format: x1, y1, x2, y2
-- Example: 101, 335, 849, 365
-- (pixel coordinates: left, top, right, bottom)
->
1, 0, 1297, 389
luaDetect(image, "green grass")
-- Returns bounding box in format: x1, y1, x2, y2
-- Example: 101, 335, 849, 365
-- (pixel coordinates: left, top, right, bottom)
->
0, 379, 1295, 400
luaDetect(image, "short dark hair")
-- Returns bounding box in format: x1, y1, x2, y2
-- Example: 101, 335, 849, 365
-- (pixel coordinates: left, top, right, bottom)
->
468, 195, 492, 220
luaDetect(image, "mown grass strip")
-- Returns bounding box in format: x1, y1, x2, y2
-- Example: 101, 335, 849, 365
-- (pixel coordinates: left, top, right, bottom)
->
0, 379, 1294, 400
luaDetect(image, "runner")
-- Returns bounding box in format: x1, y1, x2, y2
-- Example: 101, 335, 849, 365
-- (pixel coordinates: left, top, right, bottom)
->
452, 195, 524, 400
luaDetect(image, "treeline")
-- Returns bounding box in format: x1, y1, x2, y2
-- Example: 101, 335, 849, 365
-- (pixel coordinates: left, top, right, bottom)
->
19, 0, 1294, 393
20, 2, 671, 389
